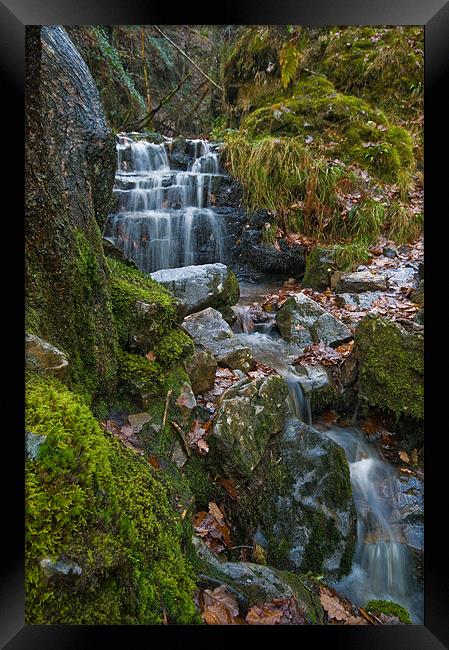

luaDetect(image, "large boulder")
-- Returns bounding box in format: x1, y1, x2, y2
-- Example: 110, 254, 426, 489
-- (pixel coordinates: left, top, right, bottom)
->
276, 293, 352, 348
181, 308, 253, 371
208, 375, 288, 479
193, 536, 325, 623
355, 315, 424, 421
336, 271, 387, 293
25, 334, 69, 379
150, 263, 240, 316
256, 417, 357, 579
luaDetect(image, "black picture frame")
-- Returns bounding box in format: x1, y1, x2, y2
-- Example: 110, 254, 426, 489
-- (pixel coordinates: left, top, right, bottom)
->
2, 1, 447, 647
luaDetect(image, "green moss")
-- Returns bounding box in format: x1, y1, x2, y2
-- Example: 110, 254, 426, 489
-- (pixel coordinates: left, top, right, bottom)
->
365, 599, 412, 624
25, 373, 198, 624
154, 329, 194, 368
355, 315, 424, 421
302, 246, 337, 290
108, 257, 176, 353
26, 226, 119, 405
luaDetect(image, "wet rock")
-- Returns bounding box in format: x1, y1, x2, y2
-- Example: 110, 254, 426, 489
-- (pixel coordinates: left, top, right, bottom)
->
193, 536, 324, 622
102, 236, 138, 268
383, 246, 397, 258
25, 334, 69, 378
381, 266, 418, 290
184, 345, 218, 395
26, 431, 46, 460
40, 558, 82, 578
397, 474, 424, 581
355, 315, 424, 421
259, 417, 357, 579
335, 292, 383, 310
150, 263, 239, 315
336, 271, 387, 293
302, 246, 337, 291
208, 375, 288, 479
181, 308, 253, 371
276, 293, 352, 348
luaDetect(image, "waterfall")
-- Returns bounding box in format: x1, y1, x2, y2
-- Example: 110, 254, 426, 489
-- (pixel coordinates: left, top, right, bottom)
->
107, 135, 225, 273
317, 421, 422, 622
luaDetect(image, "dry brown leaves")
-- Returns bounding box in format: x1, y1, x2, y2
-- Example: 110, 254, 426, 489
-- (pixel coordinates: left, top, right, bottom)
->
187, 419, 212, 454
294, 340, 354, 368
319, 585, 367, 625
197, 588, 307, 626
101, 419, 144, 455
217, 477, 240, 500
193, 502, 231, 554
197, 586, 242, 625
246, 596, 307, 625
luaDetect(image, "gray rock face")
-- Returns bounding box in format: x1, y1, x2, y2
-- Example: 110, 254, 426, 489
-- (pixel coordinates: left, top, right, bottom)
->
260, 417, 356, 579
151, 263, 239, 315
209, 375, 288, 479
336, 271, 387, 293
397, 474, 424, 581
181, 307, 253, 371
26, 431, 46, 460
25, 334, 69, 378
102, 236, 138, 268
335, 291, 383, 310
184, 345, 218, 395
193, 536, 324, 622
40, 558, 82, 578
276, 293, 352, 348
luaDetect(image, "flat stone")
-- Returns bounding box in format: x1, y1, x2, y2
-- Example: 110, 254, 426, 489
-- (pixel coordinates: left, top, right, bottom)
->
181, 307, 253, 371
151, 263, 239, 315
335, 291, 383, 309
25, 334, 69, 378
336, 271, 387, 293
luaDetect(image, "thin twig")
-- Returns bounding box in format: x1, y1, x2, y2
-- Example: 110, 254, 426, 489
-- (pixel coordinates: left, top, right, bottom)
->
152, 25, 224, 92
162, 389, 172, 427
171, 421, 192, 456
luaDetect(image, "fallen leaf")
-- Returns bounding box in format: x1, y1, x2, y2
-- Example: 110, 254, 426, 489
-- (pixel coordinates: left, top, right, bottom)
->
217, 478, 240, 500
200, 585, 241, 625
246, 596, 307, 625
399, 450, 410, 464
145, 350, 156, 362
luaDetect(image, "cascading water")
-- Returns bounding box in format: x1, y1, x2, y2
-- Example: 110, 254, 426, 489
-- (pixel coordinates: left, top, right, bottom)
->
314, 421, 423, 622
232, 280, 422, 622
106, 134, 225, 273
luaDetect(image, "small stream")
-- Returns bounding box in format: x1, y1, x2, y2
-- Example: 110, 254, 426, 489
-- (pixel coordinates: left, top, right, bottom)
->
106, 136, 423, 623
233, 280, 423, 623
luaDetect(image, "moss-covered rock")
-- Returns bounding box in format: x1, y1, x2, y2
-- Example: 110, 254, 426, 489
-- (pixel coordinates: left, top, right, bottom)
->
25, 373, 198, 624
355, 314, 424, 421
302, 246, 338, 290
365, 599, 412, 624
208, 374, 288, 479
192, 536, 325, 623
230, 417, 356, 580
240, 76, 414, 184
108, 257, 178, 355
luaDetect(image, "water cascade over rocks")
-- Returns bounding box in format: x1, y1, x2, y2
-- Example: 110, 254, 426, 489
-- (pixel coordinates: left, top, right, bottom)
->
317, 421, 423, 622
106, 135, 226, 273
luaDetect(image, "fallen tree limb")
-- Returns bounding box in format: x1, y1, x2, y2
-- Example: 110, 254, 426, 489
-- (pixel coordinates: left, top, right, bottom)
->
124, 72, 192, 130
